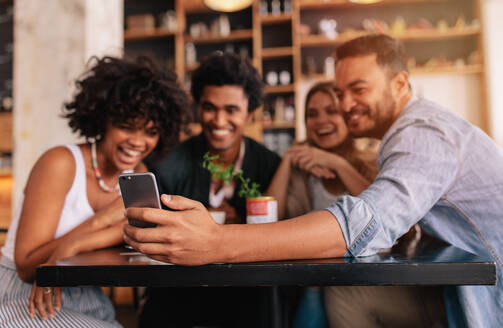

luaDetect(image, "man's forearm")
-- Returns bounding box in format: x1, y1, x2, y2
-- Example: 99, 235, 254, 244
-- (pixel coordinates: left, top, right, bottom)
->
217, 210, 347, 263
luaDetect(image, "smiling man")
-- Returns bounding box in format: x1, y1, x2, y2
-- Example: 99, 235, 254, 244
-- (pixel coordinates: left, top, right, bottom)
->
151, 51, 280, 224
143, 52, 281, 328
126, 35, 503, 328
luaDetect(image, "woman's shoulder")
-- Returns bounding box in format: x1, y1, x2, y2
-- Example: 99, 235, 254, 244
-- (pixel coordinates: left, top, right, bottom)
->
31, 145, 77, 181
38, 145, 76, 167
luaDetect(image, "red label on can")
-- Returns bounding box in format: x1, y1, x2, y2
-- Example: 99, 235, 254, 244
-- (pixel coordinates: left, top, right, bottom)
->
247, 200, 268, 216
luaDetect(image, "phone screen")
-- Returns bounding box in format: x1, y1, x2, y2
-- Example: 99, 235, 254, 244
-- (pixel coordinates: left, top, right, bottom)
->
119, 172, 160, 228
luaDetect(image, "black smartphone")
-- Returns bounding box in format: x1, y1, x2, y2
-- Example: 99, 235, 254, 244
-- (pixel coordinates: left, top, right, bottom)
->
119, 172, 160, 228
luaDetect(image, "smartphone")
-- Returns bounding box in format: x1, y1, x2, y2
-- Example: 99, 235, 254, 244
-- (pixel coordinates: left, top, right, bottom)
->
119, 172, 160, 228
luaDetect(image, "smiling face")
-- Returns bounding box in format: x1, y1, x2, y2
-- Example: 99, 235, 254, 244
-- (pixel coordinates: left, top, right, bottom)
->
334, 54, 402, 139
306, 90, 349, 151
100, 120, 159, 172
198, 85, 252, 154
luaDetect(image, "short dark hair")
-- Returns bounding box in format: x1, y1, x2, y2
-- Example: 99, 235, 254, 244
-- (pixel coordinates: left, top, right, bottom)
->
190, 52, 264, 112
336, 34, 409, 77
63, 56, 189, 157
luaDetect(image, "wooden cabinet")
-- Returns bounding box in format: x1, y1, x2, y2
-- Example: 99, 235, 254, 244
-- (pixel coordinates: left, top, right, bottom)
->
123, 0, 488, 145
0, 0, 13, 245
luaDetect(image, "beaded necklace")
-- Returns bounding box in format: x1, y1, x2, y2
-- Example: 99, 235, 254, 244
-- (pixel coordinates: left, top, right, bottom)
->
91, 142, 120, 193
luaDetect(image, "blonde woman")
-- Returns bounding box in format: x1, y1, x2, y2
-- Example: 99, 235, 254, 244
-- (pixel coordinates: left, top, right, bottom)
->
266, 82, 378, 327
267, 82, 377, 220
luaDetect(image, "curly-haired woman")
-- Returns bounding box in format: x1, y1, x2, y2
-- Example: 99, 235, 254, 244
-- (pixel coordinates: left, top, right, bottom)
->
0, 56, 188, 327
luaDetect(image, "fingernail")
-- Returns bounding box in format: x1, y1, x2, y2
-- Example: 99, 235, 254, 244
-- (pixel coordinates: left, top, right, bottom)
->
162, 194, 171, 202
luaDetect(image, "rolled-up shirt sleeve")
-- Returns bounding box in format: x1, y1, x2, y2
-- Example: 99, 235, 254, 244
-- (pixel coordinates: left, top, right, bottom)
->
326, 120, 460, 257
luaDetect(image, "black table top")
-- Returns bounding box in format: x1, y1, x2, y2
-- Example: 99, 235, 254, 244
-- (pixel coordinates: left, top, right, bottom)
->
36, 236, 496, 287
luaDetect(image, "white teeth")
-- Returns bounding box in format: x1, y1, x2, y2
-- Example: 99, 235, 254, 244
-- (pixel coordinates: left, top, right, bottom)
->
318, 128, 334, 134
212, 129, 230, 136
350, 114, 361, 121
122, 148, 141, 157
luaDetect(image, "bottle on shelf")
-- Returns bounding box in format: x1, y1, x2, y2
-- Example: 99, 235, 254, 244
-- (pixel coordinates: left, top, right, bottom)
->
274, 96, 285, 122
271, 0, 281, 16
279, 70, 291, 85
324, 56, 335, 79
284, 0, 292, 14
185, 43, 197, 66
260, 0, 269, 16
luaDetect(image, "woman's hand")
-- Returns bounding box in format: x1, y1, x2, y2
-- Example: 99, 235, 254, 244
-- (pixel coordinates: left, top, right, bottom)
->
286, 145, 337, 179
93, 197, 125, 228
28, 281, 61, 320
27, 241, 78, 320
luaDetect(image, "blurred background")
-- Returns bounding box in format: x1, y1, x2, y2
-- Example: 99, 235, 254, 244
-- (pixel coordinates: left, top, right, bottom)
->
0, 0, 502, 310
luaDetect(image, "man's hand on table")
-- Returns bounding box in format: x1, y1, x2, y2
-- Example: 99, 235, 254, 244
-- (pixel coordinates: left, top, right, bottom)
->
123, 194, 223, 265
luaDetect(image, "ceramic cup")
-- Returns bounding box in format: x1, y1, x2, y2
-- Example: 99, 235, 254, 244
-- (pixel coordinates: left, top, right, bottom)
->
209, 211, 226, 224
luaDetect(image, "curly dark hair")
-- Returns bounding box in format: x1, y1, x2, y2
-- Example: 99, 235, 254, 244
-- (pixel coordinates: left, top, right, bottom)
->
63, 56, 189, 157
336, 34, 409, 77
190, 52, 264, 112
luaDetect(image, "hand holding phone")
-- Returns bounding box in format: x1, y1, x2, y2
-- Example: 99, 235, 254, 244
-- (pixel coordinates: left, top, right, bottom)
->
119, 172, 160, 228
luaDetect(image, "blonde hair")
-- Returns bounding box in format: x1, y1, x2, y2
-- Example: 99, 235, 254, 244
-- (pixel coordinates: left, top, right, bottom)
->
304, 81, 338, 121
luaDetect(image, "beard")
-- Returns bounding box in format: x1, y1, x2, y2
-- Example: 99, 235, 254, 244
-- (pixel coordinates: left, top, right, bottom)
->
348, 86, 397, 139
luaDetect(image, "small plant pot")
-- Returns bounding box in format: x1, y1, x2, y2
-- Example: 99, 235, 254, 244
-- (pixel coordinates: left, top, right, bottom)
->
246, 196, 278, 224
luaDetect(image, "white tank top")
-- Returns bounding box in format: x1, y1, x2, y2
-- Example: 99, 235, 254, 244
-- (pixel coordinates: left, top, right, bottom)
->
1, 144, 94, 262
308, 175, 346, 211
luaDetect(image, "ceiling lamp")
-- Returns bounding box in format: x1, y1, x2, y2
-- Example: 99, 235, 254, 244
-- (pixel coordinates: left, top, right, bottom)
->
204, 0, 253, 12
348, 0, 384, 4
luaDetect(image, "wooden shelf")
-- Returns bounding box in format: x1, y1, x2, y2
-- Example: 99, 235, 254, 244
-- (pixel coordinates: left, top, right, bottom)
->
300, 74, 334, 82
300, 65, 483, 80
410, 64, 483, 75
185, 29, 253, 44
262, 47, 294, 59
300, 27, 481, 47
397, 26, 481, 41
183, 0, 212, 14
0, 168, 11, 177
299, 0, 447, 10
300, 31, 367, 47
0, 112, 12, 153
265, 84, 295, 94
124, 28, 176, 41
0, 175, 12, 231
263, 121, 296, 130
260, 14, 292, 25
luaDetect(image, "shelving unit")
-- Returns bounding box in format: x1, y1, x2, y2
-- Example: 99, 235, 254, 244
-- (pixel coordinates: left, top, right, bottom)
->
260, 13, 293, 24
298, 0, 449, 9
124, 29, 175, 41
262, 46, 294, 58
184, 29, 254, 44
263, 121, 296, 130
0, 0, 13, 246
265, 84, 296, 94
123, 0, 488, 145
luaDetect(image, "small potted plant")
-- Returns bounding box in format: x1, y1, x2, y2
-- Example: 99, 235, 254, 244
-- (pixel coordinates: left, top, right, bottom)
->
202, 152, 277, 224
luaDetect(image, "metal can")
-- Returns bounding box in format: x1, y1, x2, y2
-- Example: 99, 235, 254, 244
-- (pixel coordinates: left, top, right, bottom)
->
246, 196, 278, 224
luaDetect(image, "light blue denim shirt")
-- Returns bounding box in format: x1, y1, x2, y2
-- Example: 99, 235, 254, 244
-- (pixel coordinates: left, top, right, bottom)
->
326, 97, 503, 328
